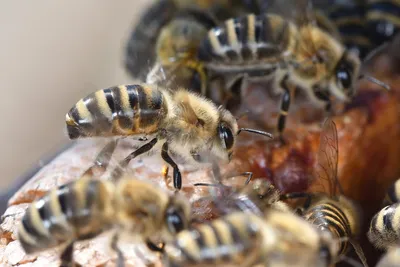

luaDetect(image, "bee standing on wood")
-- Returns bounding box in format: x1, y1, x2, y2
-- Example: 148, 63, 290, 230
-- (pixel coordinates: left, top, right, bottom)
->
65, 84, 272, 190
17, 173, 191, 266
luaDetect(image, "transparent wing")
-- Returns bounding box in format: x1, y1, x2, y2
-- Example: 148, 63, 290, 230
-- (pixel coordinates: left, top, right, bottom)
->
312, 118, 341, 197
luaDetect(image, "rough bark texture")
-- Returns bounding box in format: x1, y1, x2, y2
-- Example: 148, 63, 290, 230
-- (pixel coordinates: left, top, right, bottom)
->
1, 36, 400, 267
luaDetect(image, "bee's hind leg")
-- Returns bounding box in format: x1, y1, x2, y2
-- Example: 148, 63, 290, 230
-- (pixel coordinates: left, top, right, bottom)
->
111, 233, 125, 267
110, 138, 158, 181
60, 241, 75, 267
82, 139, 119, 178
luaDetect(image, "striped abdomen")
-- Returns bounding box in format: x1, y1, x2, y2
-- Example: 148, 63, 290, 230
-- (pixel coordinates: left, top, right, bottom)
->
384, 178, 400, 205
303, 202, 351, 255
368, 203, 400, 249
324, 3, 371, 58
18, 179, 115, 254
163, 212, 262, 267
366, 0, 400, 46
198, 13, 298, 71
66, 84, 168, 139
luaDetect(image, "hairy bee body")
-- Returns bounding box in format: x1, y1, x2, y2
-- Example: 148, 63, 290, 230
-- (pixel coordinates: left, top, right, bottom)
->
18, 178, 115, 254
368, 203, 400, 249
303, 195, 359, 255
18, 176, 191, 261
366, 0, 400, 47
368, 178, 400, 249
163, 210, 337, 267
376, 246, 400, 267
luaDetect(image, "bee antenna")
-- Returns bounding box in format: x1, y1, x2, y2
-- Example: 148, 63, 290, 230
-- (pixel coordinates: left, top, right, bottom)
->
358, 74, 390, 91
238, 128, 273, 139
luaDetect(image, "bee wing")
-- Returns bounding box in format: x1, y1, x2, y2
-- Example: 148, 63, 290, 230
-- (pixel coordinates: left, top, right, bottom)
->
312, 118, 341, 197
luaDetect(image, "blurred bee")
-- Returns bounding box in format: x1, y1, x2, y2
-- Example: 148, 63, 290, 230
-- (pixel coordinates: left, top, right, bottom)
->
368, 178, 400, 249
366, 0, 400, 48
281, 118, 368, 266
125, 0, 267, 83
376, 246, 400, 267
65, 84, 272, 190
197, 0, 389, 138
17, 173, 191, 266
162, 210, 340, 267
194, 173, 289, 218
312, 0, 372, 58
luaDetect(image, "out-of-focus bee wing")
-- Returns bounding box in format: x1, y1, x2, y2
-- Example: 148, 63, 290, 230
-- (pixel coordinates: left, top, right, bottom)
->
125, 0, 179, 80
312, 118, 341, 197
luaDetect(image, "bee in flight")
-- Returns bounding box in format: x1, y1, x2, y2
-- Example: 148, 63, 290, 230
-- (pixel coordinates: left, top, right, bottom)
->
17, 172, 191, 267
281, 118, 368, 266
65, 84, 272, 190
368, 177, 400, 249
161, 209, 339, 267
197, 0, 390, 139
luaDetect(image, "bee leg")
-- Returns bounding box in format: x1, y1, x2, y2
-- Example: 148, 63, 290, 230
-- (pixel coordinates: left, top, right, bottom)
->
146, 240, 165, 253
161, 142, 182, 190
111, 233, 125, 267
110, 138, 158, 181
277, 76, 293, 144
83, 139, 119, 177
162, 165, 175, 190
59, 241, 75, 267
280, 192, 313, 214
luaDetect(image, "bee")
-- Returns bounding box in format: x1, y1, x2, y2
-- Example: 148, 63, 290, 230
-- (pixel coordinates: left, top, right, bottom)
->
368, 178, 400, 249
197, 1, 389, 138
65, 84, 272, 190
376, 246, 400, 267
312, 0, 372, 58
281, 118, 368, 266
194, 173, 289, 217
17, 173, 191, 266
161, 210, 339, 267
366, 0, 400, 48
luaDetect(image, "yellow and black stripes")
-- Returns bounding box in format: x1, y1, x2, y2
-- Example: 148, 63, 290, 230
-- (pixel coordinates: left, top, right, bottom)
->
325, 2, 372, 58
163, 212, 259, 266
368, 203, 400, 248
198, 13, 294, 67
303, 202, 352, 255
384, 179, 400, 205
18, 179, 114, 254
366, 0, 400, 46
66, 84, 167, 139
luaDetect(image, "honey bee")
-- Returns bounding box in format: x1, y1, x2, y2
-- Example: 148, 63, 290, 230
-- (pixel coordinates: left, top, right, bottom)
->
366, 0, 400, 48
368, 178, 400, 249
194, 173, 289, 217
197, 1, 389, 138
17, 173, 191, 266
162, 210, 339, 267
376, 246, 400, 267
313, 0, 372, 58
281, 118, 368, 266
65, 84, 272, 190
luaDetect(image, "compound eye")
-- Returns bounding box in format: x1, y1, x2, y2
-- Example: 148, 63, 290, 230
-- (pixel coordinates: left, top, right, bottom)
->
337, 68, 352, 89
218, 123, 234, 150
166, 208, 185, 234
